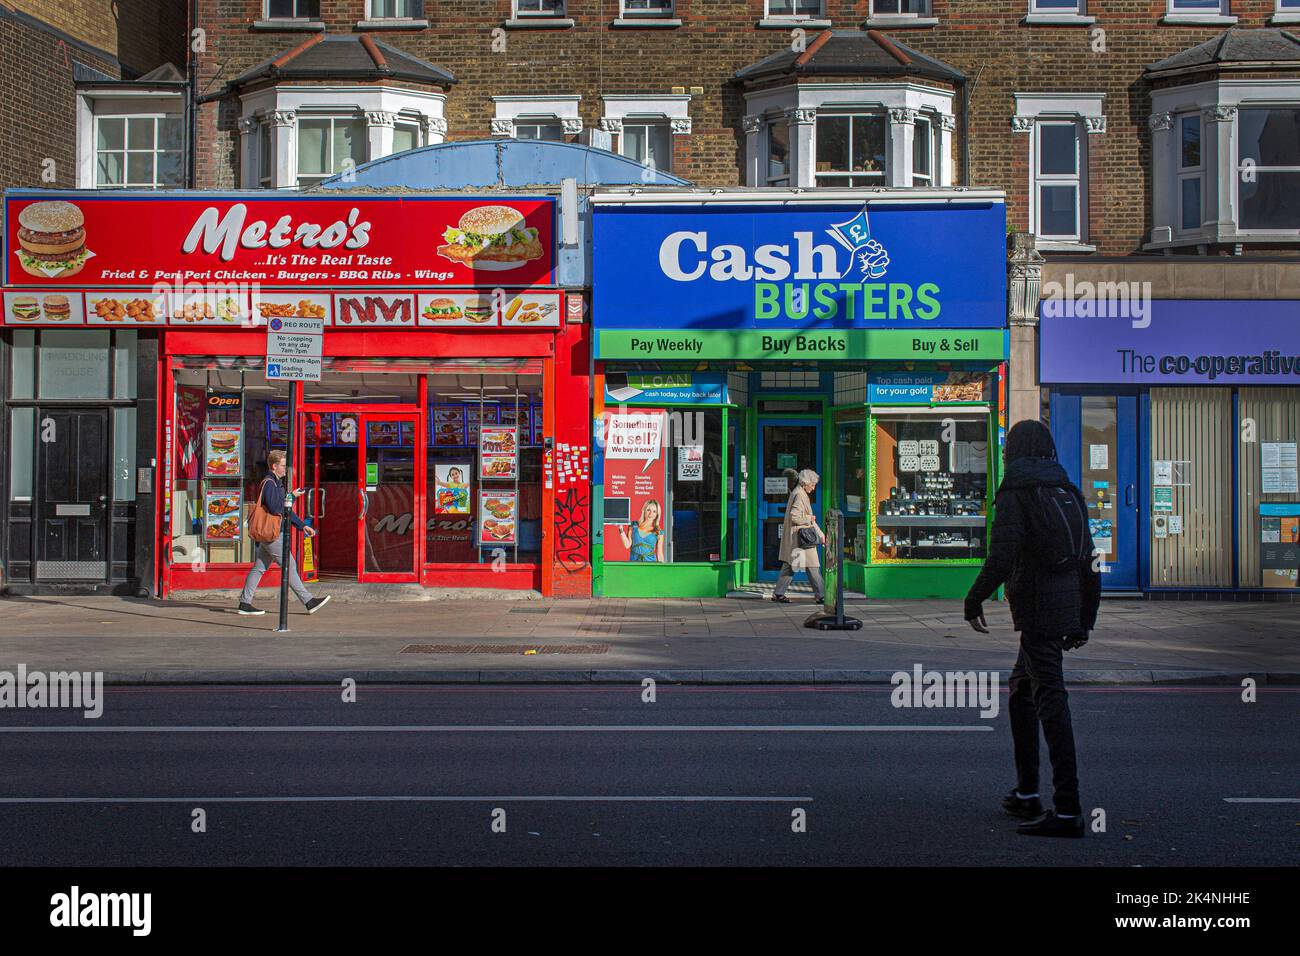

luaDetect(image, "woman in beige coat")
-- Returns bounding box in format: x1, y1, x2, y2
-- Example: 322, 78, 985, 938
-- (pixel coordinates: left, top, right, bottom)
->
773, 468, 825, 604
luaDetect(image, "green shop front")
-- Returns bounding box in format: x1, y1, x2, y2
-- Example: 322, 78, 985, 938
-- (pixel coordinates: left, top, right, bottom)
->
589, 191, 1008, 600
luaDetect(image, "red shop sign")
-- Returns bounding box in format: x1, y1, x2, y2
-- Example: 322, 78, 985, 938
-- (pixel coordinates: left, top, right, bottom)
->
2, 191, 556, 289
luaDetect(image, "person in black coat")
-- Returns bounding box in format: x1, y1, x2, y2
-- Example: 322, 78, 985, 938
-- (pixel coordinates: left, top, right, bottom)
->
965, 420, 1101, 838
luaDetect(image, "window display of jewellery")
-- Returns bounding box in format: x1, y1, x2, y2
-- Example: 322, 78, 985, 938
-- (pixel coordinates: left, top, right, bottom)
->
876, 472, 988, 557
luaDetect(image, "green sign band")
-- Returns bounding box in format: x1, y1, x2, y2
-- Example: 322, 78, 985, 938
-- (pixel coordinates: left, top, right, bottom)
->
598, 329, 1007, 361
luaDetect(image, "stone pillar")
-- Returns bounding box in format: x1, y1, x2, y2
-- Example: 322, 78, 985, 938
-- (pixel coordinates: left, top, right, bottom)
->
742, 114, 762, 186
1007, 231, 1045, 429
938, 114, 956, 187
788, 108, 816, 188
421, 114, 448, 146
1148, 112, 1174, 237
269, 110, 296, 189
238, 117, 260, 189
888, 107, 916, 188
1205, 105, 1237, 234
366, 110, 396, 165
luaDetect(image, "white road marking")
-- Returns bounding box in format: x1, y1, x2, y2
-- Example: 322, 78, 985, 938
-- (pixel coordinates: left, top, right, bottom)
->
1222, 797, 1300, 803
0, 795, 812, 804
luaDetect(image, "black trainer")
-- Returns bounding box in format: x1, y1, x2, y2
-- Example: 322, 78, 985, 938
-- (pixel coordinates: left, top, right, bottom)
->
237, 602, 265, 616
1001, 789, 1044, 819
771, 595, 791, 604
1017, 810, 1085, 838
305, 595, 331, 615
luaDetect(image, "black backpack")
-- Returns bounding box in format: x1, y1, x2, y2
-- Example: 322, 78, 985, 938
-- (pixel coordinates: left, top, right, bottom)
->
1023, 484, 1091, 572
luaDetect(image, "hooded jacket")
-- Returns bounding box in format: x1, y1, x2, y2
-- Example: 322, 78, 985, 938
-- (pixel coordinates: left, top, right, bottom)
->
966, 424, 1102, 637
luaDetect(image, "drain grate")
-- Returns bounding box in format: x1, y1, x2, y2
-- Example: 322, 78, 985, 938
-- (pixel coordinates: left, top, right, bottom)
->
401, 643, 609, 655
507, 606, 552, 615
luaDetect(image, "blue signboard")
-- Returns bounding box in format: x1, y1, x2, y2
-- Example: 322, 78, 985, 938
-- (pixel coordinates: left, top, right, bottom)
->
592, 201, 1006, 331
604, 372, 726, 404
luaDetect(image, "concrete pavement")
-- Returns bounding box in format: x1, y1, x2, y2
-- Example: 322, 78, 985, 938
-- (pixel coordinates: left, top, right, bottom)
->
1, 590, 1296, 684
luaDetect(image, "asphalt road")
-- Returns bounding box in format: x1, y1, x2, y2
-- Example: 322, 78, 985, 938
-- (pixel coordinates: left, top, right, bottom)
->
0, 683, 1295, 866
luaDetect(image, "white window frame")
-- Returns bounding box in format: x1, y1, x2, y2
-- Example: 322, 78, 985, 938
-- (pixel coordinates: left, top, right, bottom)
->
814, 110, 890, 187
513, 119, 567, 141
765, 116, 791, 187
1175, 112, 1204, 235
1275, 0, 1300, 25
912, 113, 935, 186
617, 118, 674, 171
366, 0, 422, 19
1025, 0, 1095, 25
1013, 92, 1103, 249
391, 114, 423, 154
92, 113, 184, 190
257, 122, 273, 188
598, 94, 691, 163
620, 0, 674, 15
1235, 104, 1300, 236
866, 0, 938, 27
514, 0, 566, 16
1031, 119, 1085, 243
265, 0, 320, 18
762, 0, 827, 23
295, 114, 368, 189
493, 95, 582, 138
1163, 0, 1237, 25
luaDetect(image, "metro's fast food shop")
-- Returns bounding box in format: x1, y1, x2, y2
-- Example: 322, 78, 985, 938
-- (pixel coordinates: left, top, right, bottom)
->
590, 190, 1008, 600
1, 189, 591, 598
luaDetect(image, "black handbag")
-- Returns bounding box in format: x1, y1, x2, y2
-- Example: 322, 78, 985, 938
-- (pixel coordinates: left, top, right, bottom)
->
797, 527, 819, 548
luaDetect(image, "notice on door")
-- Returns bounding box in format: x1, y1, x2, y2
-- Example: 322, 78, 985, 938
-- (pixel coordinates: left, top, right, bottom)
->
1262, 442, 1298, 495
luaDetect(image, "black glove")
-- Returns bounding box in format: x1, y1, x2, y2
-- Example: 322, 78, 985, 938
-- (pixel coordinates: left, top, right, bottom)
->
963, 597, 983, 622
1062, 630, 1090, 651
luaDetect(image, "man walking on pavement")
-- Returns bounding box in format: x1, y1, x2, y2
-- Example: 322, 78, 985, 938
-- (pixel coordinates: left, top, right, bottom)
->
237, 450, 331, 617
964, 420, 1101, 838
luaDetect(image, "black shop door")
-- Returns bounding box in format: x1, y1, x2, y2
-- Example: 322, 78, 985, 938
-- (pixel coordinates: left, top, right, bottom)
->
35, 408, 110, 582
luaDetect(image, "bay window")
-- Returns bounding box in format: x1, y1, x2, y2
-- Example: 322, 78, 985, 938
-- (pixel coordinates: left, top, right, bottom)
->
1237, 106, 1300, 231
912, 113, 935, 186
296, 115, 367, 188
815, 112, 887, 187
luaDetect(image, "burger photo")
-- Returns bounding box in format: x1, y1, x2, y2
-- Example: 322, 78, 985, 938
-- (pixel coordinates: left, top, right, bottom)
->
438, 205, 543, 269
422, 297, 463, 322
41, 295, 72, 321
16, 201, 91, 278
10, 295, 40, 321
463, 297, 493, 323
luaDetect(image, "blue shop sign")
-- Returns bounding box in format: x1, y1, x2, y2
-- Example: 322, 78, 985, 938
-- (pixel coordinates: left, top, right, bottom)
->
592, 201, 1006, 331
604, 372, 726, 404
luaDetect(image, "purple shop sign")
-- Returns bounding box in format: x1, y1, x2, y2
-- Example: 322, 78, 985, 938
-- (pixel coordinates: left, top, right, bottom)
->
1040, 299, 1300, 385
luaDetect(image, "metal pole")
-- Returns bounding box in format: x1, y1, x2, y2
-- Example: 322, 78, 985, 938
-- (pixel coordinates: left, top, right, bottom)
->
275, 380, 297, 633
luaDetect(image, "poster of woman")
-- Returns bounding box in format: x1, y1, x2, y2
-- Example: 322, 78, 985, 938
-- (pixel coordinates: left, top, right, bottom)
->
617, 499, 665, 562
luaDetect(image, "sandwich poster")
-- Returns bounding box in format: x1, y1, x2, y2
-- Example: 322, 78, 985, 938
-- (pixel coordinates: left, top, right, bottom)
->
479, 425, 518, 480
3, 192, 555, 290
204, 425, 242, 478
477, 490, 518, 546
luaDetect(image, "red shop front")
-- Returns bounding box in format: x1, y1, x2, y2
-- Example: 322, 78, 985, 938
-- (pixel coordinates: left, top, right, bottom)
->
1, 190, 592, 599
161, 318, 591, 598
